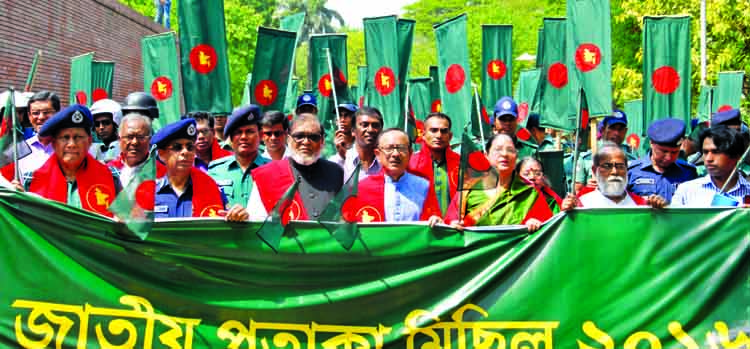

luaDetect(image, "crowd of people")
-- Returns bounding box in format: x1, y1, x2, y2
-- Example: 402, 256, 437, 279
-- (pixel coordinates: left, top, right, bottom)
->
1, 88, 748, 232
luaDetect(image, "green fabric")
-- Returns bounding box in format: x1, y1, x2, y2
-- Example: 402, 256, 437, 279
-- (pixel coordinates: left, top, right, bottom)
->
428, 65, 441, 113
697, 84, 715, 123
566, 0, 612, 117
396, 18, 415, 121
109, 152, 156, 239
309, 34, 350, 158
407, 77, 431, 121
356, 65, 368, 105
178, 0, 232, 114
364, 16, 401, 129
280, 13, 305, 117
434, 14, 472, 142
643, 16, 692, 127
714, 71, 744, 112
481, 25, 513, 108
624, 99, 644, 137
468, 174, 539, 226
250, 27, 297, 112
207, 155, 271, 208
515, 68, 541, 121
1, 189, 749, 348
280, 12, 305, 32
240, 73, 252, 106
91, 61, 114, 101
69, 53, 93, 105
142, 32, 182, 131
433, 160, 449, 215
318, 164, 360, 250
470, 89, 492, 140
539, 149, 566, 197
516, 139, 539, 161
536, 18, 574, 131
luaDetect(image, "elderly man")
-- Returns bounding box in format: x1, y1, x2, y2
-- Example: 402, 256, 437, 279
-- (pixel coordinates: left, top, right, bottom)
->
259, 110, 291, 160
672, 126, 750, 207
627, 118, 697, 203
407, 112, 460, 216
208, 105, 271, 207
17, 91, 61, 174
89, 99, 123, 163
354, 128, 441, 222
574, 109, 637, 191
247, 114, 344, 220
187, 111, 232, 171
330, 106, 383, 181
107, 113, 153, 188
563, 143, 666, 208
492, 96, 538, 160
18, 105, 120, 216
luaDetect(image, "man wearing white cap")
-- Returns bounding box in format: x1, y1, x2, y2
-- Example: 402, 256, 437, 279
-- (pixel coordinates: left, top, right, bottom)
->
89, 99, 122, 163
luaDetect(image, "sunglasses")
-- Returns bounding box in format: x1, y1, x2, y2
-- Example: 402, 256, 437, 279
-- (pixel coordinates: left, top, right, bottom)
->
263, 130, 285, 137
290, 133, 322, 143
168, 142, 195, 152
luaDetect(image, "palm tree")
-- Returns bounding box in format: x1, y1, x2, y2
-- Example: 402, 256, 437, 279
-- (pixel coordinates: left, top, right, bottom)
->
277, 0, 345, 43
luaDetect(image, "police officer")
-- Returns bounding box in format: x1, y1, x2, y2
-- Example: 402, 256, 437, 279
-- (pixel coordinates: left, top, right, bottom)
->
627, 118, 697, 203
89, 99, 123, 163
122, 92, 159, 120
208, 105, 271, 207
574, 109, 637, 191
525, 113, 556, 151
491, 96, 538, 160
295, 92, 318, 116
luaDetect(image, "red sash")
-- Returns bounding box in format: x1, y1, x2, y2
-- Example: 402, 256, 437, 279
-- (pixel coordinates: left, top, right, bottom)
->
211, 139, 233, 161
407, 147, 461, 200
353, 172, 442, 222
29, 154, 117, 217
251, 160, 309, 220
1, 163, 14, 181
189, 167, 225, 217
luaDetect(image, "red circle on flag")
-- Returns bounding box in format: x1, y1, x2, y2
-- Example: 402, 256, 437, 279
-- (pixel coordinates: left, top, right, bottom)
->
415, 119, 425, 143
468, 151, 491, 172
318, 74, 333, 98
651, 66, 680, 95
134, 180, 156, 211
718, 105, 733, 112
151, 76, 174, 101
517, 102, 529, 124
480, 105, 490, 124
581, 109, 590, 128
445, 64, 466, 94
574, 43, 602, 72
487, 59, 507, 80
92, 88, 108, 102
547, 62, 568, 89
0, 119, 8, 138
374, 67, 396, 96
627, 134, 641, 150
189, 44, 218, 74
75, 91, 87, 105
340, 196, 359, 223
516, 128, 532, 142
254, 80, 279, 106
431, 99, 442, 113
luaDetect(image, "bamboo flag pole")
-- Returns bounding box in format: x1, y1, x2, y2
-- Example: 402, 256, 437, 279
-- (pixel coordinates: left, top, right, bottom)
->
324, 48, 340, 125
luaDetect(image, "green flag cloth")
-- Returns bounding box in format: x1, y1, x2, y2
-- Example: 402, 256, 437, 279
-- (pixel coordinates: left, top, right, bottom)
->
481, 25, 513, 109
280, 12, 305, 117
256, 179, 300, 252
396, 18, 415, 114
24, 50, 41, 92
364, 16, 401, 128
697, 85, 715, 123
624, 99, 644, 154
240, 73, 252, 106
309, 34, 350, 157
434, 14, 472, 142
457, 124, 497, 220
515, 68, 541, 126
356, 65, 368, 106
536, 18, 574, 131
643, 15, 692, 126
70, 52, 94, 105
0, 89, 31, 169
178, 0, 232, 114
470, 89, 492, 141
109, 149, 157, 240
250, 27, 297, 112
535, 28, 544, 69
91, 61, 114, 102
428, 65, 442, 113
714, 71, 744, 113
280, 12, 305, 32
142, 32, 182, 131
317, 164, 361, 250
408, 77, 431, 121
285, 78, 299, 117
566, 0, 612, 117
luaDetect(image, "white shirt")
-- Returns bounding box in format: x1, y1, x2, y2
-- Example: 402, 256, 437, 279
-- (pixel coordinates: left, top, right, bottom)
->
18, 135, 53, 174
261, 147, 292, 161
671, 175, 750, 207
579, 189, 638, 208
118, 161, 146, 189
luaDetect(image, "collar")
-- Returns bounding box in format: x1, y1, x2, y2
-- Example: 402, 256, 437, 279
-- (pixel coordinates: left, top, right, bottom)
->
700, 174, 750, 193
385, 171, 410, 185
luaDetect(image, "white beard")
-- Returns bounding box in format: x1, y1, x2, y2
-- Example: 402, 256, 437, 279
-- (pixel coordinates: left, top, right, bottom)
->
597, 173, 627, 197
291, 151, 321, 166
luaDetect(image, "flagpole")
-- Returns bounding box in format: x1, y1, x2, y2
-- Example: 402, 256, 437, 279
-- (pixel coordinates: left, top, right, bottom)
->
700, 0, 707, 85
324, 48, 340, 126
570, 89, 583, 196
471, 83, 486, 154
9, 87, 19, 182
25, 50, 42, 92
403, 81, 410, 133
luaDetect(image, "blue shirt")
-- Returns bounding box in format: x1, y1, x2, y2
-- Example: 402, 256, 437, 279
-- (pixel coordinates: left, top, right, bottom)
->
154, 177, 228, 218
384, 172, 429, 222
627, 154, 698, 203
671, 175, 750, 207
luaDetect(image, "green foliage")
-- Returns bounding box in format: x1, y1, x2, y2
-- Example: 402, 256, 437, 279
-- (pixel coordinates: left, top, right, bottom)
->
225, 0, 265, 105
276, 0, 345, 42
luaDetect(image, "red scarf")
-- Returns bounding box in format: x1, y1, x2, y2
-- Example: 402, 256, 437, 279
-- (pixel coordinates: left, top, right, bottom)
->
29, 154, 117, 217
188, 167, 225, 217
251, 160, 309, 220
210, 139, 233, 161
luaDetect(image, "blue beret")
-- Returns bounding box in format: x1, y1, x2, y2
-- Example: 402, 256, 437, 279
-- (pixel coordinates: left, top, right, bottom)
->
648, 118, 685, 147
151, 118, 197, 149
224, 105, 261, 139
603, 109, 627, 127
712, 108, 740, 126
296, 93, 317, 109
337, 103, 358, 113
492, 96, 517, 123
39, 104, 93, 137
525, 113, 541, 129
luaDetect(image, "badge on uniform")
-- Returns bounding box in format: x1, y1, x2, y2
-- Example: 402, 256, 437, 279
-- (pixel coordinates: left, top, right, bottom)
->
154, 205, 169, 213
216, 179, 233, 187
634, 178, 655, 185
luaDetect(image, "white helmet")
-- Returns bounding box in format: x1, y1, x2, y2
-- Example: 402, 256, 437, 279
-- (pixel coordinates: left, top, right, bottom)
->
0, 91, 34, 111
90, 99, 123, 126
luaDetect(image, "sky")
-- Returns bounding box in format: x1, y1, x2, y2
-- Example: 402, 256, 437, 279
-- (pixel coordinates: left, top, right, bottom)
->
326, 0, 417, 28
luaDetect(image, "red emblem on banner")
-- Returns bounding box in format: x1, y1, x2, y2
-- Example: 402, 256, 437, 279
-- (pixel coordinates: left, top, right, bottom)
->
717, 105, 733, 112
415, 119, 425, 143
318, 74, 333, 98
374, 67, 396, 96
189, 44, 218, 74
134, 180, 156, 210
92, 88, 108, 102
254, 80, 279, 106
651, 66, 680, 95
487, 59, 507, 80
431, 99, 442, 113
85, 184, 115, 215
445, 64, 466, 94
480, 105, 490, 124
468, 151, 491, 172
574, 43, 602, 72
547, 62, 569, 89
627, 134, 641, 151
281, 200, 302, 226
151, 76, 173, 101
75, 91, 87, 105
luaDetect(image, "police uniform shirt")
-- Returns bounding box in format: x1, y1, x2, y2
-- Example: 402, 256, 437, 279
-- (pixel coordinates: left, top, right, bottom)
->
154, 177, 228, 218
626, 154, 698, 203
538, 136, 556, 152
208, 154, 271, 207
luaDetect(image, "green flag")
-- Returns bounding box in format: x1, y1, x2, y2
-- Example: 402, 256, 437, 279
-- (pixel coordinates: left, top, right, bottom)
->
178, 0, 232, 114
515, 68, 541, 126
566, 0, 612, 117
256, 179, 300, 252
280, 12, 305, 32
624, 99, 644, 153
91, 61, 114, 103
318, 164, 361, 250
470, 89, 492, 141
24, 50, 42, 92
309, 34, 350, 157
280, 12, 305, 117
536, 18, 574, 131
643, 15, 692, 127
697, 85, 714, 123
396, 18, 415, 115
70, 52, 94, 105
408, 77, 432, 121
250, 27, 297, 112
713, 71, 744, 113
428, 65, 442, 113
457, 124, 497, 221
434, 14, 472, 142
142, 32, 182, 131
0, 89, 31, 170
356, 65, 368, 107
240, 73, 252, 106
535, 28, 544, 69
109, 149, 157, 240
481, 25, 513, 109
364, 16, 401, 128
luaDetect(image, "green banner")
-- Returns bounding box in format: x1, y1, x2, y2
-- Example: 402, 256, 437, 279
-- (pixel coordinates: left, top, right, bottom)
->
643, 15, 692, 127
250, 27, 297, 112
397, 18, 415, 118
434, 13, 472, 142
356, 65, 368, 106
309, 34, 350, 157
142, 32, 182, 131
408, 77, 431, 121
2, 190, 749, 348
714, 71, 745, 113
364, 16, 401, 128
280, 12, 305, 116
536, 18, 574, 131
428, 65, 441, 113
624, 99, 644, 155
240, 73, 252, 106
481, 25, 513, 109
69, 52, 94, 105
178, 0, 232, 114
91, 61, 114, 102
515, 68, 541, 125
697, 84, 715, 123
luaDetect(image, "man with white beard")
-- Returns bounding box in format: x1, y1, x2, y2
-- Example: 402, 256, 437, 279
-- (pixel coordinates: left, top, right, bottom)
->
246, 114, 344, 220
563, 144, 667, 208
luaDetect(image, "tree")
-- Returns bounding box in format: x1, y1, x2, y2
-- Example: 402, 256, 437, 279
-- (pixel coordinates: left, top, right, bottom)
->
276, 0, 345, 43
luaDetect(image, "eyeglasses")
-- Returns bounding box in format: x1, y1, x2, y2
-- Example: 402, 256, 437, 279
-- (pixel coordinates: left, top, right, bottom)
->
168, 142, 195, 152
94, 120, 113, 127
379, 145, 409, 155
263, 130, 285, 137
598, 162, 627, 171
30, 109, 55, 117
122, 134, 149, 143
291, 133, 322, 143
56, 135, 88, 144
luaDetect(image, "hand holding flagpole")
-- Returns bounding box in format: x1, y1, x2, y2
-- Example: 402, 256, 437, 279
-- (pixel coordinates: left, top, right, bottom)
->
324, 48, 340, 126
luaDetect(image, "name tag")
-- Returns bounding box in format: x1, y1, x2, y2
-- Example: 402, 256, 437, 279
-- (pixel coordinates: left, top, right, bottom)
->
216, 179, 233, 187
154, 205, 169, 213
634, 178, 655, 185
